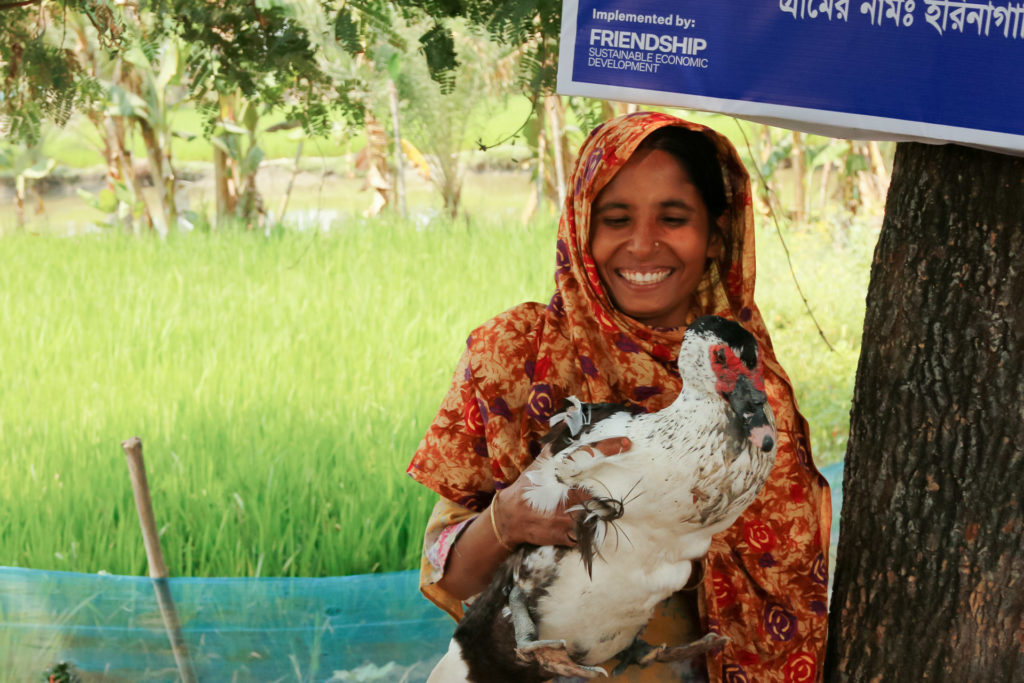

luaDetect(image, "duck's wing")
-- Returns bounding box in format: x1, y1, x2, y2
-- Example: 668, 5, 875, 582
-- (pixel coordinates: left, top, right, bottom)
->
541, 398, 643, 453
522, 399, 640, 515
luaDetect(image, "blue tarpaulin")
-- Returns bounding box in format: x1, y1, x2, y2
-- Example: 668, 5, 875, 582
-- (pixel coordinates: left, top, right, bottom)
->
0, 569, 453, 682
1, 461, 844, 682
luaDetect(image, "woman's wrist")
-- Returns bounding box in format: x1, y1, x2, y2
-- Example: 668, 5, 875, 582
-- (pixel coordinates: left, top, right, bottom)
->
489, 489, 516, 551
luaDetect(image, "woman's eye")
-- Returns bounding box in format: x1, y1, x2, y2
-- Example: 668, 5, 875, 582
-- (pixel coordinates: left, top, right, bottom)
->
663, 215, 689, 227
601, 216, 630, 227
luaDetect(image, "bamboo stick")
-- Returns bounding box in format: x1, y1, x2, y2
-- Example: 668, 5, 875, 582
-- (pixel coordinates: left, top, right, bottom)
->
121, 437, 198, 683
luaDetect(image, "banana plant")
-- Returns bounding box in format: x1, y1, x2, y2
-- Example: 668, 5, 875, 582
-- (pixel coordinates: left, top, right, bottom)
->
110, 33, 188, 235
66, 6, 190, 235
209, 93, 266, 229
0, 141, 56, 231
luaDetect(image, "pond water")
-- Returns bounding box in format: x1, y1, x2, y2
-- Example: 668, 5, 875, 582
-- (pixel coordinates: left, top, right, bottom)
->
0, 167, 537, 236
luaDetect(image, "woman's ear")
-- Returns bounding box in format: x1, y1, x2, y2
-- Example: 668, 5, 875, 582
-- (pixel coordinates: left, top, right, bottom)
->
706, 222, 725, 259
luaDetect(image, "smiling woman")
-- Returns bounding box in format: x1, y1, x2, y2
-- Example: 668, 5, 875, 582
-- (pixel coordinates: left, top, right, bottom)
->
407, 111, 832, 682
590, 128, 727, 329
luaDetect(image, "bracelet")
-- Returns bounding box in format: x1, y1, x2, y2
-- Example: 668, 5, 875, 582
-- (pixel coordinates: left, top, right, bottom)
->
489, 490, 515, 552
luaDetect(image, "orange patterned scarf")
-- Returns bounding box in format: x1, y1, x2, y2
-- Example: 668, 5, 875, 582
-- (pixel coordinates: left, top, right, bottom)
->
408, 111, 831, 682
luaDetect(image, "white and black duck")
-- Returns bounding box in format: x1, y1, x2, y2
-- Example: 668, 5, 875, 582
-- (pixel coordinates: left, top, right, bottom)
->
428, 315, 777, 682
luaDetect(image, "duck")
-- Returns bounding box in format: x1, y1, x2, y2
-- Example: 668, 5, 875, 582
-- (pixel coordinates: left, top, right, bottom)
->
428, 315, 777, 682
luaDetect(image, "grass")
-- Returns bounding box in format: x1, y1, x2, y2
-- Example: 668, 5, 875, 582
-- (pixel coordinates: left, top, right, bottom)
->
0, 204, 876, 578
755, 216, 876, 463
0, 219, 555, 577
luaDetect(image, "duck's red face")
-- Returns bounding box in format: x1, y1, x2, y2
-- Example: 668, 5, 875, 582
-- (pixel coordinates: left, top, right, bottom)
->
708, 343, 765, 397
709, 343, 774, 453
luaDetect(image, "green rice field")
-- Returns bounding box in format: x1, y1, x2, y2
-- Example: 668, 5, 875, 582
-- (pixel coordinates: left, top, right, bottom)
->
0, 211, 875, 578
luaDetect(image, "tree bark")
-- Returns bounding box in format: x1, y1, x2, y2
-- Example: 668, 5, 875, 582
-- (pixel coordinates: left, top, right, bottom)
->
139, 120, 174, 235
388, 78, 406, 219
826, 142, 1024, 681
104, 114, 152, 234
546, 94, 567, 207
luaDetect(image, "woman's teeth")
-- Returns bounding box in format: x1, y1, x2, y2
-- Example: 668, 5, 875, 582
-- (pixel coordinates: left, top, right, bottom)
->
619, 269, 671, 285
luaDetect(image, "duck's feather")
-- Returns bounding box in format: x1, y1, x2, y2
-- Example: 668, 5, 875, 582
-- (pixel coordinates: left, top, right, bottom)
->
429, 316, 778, 682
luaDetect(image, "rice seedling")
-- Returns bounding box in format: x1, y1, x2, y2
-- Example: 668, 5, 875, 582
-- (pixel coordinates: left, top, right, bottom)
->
0, 211, 873, 578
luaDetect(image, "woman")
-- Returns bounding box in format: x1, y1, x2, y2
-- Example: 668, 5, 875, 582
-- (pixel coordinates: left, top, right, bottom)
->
407, 111, 831, 682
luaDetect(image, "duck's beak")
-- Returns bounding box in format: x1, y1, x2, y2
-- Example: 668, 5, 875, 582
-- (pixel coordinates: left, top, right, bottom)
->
728, 374, 776, 453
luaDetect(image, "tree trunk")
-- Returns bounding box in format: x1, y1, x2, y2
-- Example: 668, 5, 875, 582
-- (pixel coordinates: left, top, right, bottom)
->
139, 120, 174, 235
361, 111, 391, 218
388, 78, 406, 219
546, 94, 567, 207
277, 140, 303, 220
826, 142, 1024, 681
105, 114, 152, 234
213, 147, 232, 228
14, 177, 26, 230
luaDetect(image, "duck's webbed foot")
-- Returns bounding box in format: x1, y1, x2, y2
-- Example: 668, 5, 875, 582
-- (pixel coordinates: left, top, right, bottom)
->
516, 640, 608, 679
508, 585, 608, 679
611, 633, 730, 675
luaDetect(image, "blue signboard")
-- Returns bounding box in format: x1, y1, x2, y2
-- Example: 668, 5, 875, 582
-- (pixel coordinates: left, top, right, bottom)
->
558, 0, 1024, 154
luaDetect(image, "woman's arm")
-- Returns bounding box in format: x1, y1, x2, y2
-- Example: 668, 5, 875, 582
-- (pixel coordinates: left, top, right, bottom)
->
437, 437, 631, 600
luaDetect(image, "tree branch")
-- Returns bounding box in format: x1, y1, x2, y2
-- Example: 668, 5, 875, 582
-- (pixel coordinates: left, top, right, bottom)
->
0, 0, 41, 10
736, 119, 836, 352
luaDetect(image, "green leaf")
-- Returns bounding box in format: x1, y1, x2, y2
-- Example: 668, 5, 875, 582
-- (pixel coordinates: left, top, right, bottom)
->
241, 145, 265, 176
418, 23, 458, 94
156, 40, 181, 91
219, 121, 249, 136
808, 141, 847, 168
123, 46, 152, 71
334, 8, 362, 55
21, 159, 56, 180
845, 153, 870, 176
77, 187, 119, 213
242, 102, 260, 133
386, 52, 402, 82
209, 136, 234, 157
108, 86, 149, 118
112, 181, 136, 206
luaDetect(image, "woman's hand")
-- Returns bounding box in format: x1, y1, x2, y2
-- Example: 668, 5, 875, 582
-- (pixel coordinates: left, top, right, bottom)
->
496, 436, 632, 548
436, 436, 632, 601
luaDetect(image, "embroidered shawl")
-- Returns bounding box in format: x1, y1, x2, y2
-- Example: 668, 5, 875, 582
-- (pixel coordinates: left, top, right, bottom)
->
407, 111, 831, 683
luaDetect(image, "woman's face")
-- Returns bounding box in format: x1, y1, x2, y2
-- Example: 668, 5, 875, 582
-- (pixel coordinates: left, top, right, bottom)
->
590, 147, 723, 329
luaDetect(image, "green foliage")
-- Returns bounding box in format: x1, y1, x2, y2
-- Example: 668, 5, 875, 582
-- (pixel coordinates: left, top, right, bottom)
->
399, 0, 563, 92
333, 6, 363, 55
0, 0, 562, 147
169, 0, 320, 98
567, 97, 607, 139
0, 6, 80, 143
388, 20, 514, 217
756, 216, 877, 464
1, 0, 355, 143
417, 22, 459, 93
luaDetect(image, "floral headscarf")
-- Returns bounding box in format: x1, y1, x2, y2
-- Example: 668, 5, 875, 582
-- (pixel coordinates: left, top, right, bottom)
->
407, 111, 831, 683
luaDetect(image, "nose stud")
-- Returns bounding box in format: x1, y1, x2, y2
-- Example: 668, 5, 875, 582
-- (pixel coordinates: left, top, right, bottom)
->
654, 241, 661, 248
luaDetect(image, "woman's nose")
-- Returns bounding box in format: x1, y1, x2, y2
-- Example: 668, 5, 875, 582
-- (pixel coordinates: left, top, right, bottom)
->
627, 221, 658, 255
